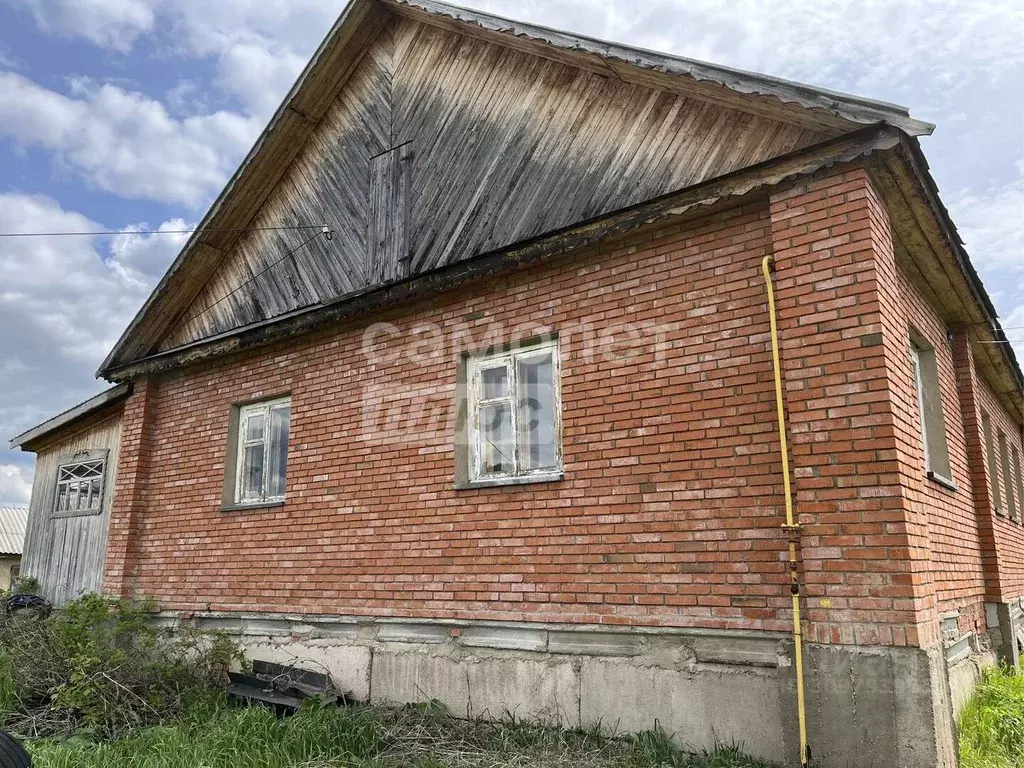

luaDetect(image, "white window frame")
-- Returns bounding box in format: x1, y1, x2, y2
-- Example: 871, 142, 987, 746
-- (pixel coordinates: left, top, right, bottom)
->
234, 396, 291, 505
467, 339, 562, 484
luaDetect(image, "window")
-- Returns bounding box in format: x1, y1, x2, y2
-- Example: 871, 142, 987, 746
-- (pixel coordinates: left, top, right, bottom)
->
466, 340, 561, 483
982, 411, 1002, 514
909, 339, 952, 484
999, 431, 1017, 521
53, 450, 107, 516
233, 397, 291, 505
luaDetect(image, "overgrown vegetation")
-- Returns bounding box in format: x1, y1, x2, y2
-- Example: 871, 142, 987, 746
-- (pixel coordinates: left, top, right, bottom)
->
959, 664, 1024, 768
25, 703, 774, 768
0, 593, 239, 739
1, 593, 773, 768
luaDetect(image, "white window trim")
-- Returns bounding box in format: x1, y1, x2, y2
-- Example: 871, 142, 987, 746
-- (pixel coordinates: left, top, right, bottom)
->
234, 396, 291, 506
466, 339, 562, 485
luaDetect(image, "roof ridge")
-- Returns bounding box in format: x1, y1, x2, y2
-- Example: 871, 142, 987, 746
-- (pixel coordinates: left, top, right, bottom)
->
383, 0, 934, 135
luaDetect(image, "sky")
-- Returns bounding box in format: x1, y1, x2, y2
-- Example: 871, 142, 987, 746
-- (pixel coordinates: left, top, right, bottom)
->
0, 0, 1022, 504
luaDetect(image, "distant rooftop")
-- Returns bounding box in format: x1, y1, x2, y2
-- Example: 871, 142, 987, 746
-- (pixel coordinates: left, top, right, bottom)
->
0, 504, 28, 556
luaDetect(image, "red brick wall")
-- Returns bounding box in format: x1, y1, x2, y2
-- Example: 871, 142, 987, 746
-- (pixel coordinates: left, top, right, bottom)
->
111, 200, 799, 630
974, 374, 1024, 601
877, 242, 1024, 642
103, 376, 157, 598
767, 170, 924, 647
887, 266, 989, 639
103, 164, 1021, 647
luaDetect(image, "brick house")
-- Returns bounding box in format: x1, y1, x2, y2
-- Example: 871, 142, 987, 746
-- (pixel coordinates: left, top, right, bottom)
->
9, 1, 1024, 765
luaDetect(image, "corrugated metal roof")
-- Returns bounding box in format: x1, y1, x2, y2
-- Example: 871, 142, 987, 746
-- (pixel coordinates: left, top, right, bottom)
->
0, 504, 28, 556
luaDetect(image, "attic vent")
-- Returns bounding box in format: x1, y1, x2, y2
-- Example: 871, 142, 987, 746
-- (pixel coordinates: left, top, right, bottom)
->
368, 143, 412, 285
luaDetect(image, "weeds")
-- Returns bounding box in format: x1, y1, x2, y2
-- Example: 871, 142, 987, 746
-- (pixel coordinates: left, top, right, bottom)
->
3, 594, 774, 768
0, 593, 240, 739
25, 704, 775, 768
959, 664, 1024, 768
27, 703, 387, 768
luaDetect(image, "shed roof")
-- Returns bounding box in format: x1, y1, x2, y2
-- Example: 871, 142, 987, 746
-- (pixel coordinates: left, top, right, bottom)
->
9, 384, 131, 452
0, 505, 28, 556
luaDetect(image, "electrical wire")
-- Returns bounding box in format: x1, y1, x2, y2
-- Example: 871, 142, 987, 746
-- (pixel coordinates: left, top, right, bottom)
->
180, 228, 331, 328
0, 224, 327, 238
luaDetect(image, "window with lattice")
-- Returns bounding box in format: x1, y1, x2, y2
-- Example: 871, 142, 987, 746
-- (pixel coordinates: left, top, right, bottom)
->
53, 452, 107, 516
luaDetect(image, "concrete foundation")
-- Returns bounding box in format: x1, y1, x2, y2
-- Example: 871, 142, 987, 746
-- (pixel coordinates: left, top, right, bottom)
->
988, 600, 1024, 668
167, 612, 956, 768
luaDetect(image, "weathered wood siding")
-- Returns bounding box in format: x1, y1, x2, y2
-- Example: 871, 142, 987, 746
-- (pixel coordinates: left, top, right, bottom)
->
161, 16, 825, 350
20, 415, 122, 605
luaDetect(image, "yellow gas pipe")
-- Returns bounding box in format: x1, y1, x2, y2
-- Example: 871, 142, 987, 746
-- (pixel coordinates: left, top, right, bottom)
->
761, 255, 809, 767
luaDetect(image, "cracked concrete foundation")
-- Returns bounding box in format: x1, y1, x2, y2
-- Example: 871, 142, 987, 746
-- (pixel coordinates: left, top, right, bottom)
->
167, 612, 956, 768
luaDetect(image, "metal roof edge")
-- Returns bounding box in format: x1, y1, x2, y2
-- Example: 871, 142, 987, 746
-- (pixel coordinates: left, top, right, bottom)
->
9, 383, 132, 452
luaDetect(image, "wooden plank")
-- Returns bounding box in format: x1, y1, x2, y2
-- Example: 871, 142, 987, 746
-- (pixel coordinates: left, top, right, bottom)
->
19, 414, 122, 605
100, 0, 389, 370
368, 143, 412, 283
381, 0, 933, 136
143, 12, 839, 355
106, 125, 904, 381
151, 12, 881, 355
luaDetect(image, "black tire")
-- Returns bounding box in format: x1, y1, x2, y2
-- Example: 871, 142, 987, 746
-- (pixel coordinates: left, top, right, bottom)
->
0, 731, 31, 768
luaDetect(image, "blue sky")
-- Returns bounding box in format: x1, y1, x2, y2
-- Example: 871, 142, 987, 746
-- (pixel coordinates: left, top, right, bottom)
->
0, 0, 1022, 502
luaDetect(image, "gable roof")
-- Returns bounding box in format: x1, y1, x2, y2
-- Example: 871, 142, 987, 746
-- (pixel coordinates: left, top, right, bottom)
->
98, 0, 934, 379
0, 505, 28, 556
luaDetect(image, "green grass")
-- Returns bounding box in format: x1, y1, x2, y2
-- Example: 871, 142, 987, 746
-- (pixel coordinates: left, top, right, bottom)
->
22, 700, 775, 768
959, 664, 1024, 768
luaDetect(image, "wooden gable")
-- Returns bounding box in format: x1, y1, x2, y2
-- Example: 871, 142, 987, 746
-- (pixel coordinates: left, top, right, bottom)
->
158, 14, 827, 351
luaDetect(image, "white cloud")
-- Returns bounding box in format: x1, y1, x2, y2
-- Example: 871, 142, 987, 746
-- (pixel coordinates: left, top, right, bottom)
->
0, 72, 259, 207
0, 194, 186, 464
10, 0, 343, 118
949, 179, 1024, 274
14, 0, 155, 52
0, 464, 32, 505
214, 41, 307, 119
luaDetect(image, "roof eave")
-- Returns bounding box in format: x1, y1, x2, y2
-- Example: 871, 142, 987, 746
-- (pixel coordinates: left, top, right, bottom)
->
9, 383, 132, 452
102, 125, 905, 381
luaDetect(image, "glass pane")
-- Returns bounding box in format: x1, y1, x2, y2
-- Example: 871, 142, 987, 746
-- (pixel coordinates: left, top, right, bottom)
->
90, 478, 102, 509
245, 412, 265, 442
479, 403, 513, 475
56, 484, 68, 512
480, 366, 509, 400
242, 444, 265, 500
517, 353, 556, 470
267, 405, 290, 498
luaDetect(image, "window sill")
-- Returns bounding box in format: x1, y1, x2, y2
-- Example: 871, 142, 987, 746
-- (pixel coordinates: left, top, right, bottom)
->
51, 509, 103, 519
220, 500, 286, 513
456, 471, 564, 490
926, 472, 958, 492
